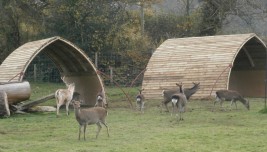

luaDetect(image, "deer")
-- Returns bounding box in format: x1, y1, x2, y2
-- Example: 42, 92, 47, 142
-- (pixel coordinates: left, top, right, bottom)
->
136, 89, 145, 113
161, 82, 200, 112
94, 88, 107, 108
72, 100, 110, 140
213, 89, 250, 111
171, 82, 188, 121
55, 76, 75, 117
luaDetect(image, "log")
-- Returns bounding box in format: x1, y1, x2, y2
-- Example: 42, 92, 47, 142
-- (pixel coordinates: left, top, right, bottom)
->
0, 81, 31, 104
14, 93, 55, 111
13, 91, 80, 112
0, 91, 10, 117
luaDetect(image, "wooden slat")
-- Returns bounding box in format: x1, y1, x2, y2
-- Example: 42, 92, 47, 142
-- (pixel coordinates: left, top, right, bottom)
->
142, 33, 267, 100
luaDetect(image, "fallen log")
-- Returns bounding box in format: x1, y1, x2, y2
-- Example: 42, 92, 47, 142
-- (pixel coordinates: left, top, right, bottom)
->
13, 91, 80, 112
0, 81, 31, 104
14, 93, 55, 111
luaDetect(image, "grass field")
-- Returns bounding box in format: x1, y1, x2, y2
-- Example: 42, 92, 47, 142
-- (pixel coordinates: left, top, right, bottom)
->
1, 84, 267, 152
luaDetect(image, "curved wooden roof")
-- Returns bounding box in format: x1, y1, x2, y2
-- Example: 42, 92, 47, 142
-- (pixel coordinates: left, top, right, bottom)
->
0, 36, 104, 106
142, 33, 267, 100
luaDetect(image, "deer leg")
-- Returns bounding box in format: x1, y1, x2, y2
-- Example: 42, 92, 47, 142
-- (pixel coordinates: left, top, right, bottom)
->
66, 101, 70, 116
171, 102, 175, 116
230, 99, 237, 110
161, 101, 169, 113
160, 102, 164, 113
230, 99, 234, 110
179, 103, 184, 121
56, 102, 62, 117
213, 97, 220, 111
213, 100, 217, 111
141, 102, 145, 113
234, 100, 237, 109
136, 100, 139, 110
94, 101, 98, 107
96, 122, 102, 139
101, 121, 110, 137
83, 125, 87, 141
78, 125, 82, 140
165, 102, 170, 112
219, 100, 226, 111
179, 111, 183, 121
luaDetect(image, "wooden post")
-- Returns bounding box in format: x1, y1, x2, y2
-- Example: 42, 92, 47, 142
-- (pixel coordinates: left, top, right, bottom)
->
34, 64, 37, 82
95, 52, 98, 68
109, 66, 113, 85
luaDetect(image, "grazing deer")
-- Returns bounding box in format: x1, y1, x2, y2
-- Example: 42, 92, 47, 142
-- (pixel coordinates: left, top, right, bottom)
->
161, 82, 200, 112
213, 90, 250, 111
171, 83, 188, 121
55, 76, 75, 117
94, 88, 107, 108
72, 100, 110, 140
136, 89, 145, 113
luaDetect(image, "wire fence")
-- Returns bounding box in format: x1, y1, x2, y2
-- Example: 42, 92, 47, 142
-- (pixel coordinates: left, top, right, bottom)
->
23, 52, 145, 87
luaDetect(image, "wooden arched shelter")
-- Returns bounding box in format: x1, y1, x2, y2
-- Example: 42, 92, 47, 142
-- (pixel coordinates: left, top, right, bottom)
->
0, 36, 104, 106
142, 33, 267, 100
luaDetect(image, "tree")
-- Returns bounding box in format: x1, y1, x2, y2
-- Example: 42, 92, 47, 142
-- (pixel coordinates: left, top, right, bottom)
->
0, 0, 48, 63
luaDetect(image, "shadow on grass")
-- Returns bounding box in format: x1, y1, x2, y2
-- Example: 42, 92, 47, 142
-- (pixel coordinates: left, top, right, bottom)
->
259, 108, 267, 114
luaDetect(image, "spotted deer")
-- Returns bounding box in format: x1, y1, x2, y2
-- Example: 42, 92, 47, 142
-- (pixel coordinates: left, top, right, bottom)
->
55, 76, 75, 117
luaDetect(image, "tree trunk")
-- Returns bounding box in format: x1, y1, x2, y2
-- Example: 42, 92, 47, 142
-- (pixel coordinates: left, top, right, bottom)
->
0, 81, 31, 104
14, 93, 55, 111
0, 91, 10, 117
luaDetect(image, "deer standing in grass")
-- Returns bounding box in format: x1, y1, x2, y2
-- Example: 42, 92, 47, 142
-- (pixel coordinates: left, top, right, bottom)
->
55, 76, 75, 117
213, 90, 250, 111
94, 88, 107, 108
171, 82, 188, 121
72, 100, 110, 140
136, 89, 145, 113
161, 82, 200, 112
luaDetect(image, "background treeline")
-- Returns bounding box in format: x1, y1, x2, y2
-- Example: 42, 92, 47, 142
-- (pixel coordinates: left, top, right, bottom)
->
0, 0, 267, 85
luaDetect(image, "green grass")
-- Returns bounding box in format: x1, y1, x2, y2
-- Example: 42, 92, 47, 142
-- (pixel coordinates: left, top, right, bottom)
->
28, 82, 140, 107
1, 84, 267, 152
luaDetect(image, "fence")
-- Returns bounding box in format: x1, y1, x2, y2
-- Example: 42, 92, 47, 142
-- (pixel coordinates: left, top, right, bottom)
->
24, 51, 146, 87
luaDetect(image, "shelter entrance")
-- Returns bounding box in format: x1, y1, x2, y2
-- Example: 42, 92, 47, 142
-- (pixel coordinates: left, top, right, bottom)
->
229, 37, 267, 97
0, 36, 104, 106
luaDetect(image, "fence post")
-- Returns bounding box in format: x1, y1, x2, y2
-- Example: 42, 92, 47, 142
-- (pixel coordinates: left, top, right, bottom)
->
109, 66, 113, 85
34, 64, 37, 82
95, 52, 98, 68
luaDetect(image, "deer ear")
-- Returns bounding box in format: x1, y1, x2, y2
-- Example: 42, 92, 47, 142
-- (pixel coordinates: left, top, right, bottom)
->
70, 100, 74, 104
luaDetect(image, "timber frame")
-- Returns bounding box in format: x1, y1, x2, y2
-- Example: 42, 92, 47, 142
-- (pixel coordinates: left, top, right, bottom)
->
142, 33, 267, 100
0, 36, 104, 106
